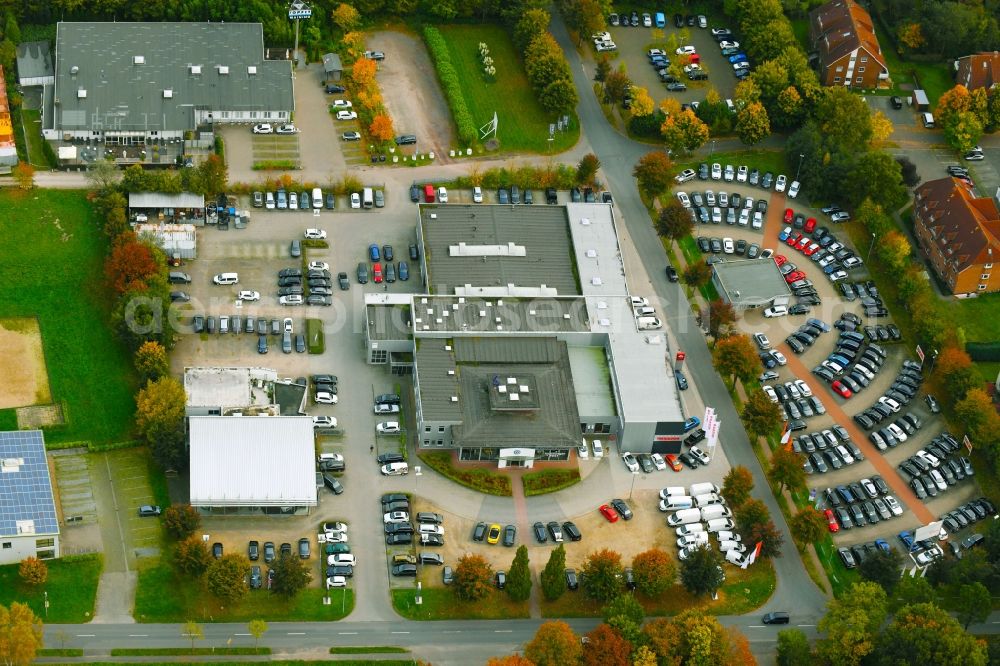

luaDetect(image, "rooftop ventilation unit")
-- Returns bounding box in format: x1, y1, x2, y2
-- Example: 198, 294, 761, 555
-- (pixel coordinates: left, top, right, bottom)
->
163, 89, 174, 98
586, 249, 597, 257
430, 213, 437, 219
447, 370, 455, 375
133, 55, 145, 65
190, 65, 202, 75
219, 65, 230, 74
591, 277, 603, 285
451, 396, 459, 402
77, 88, 87, 98
247, 65, 257, 75
581, 218, 591, 225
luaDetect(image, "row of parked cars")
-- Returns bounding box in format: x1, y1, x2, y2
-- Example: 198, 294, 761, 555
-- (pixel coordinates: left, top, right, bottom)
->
274, 263, 337, 308
695, 236, 768, 262
658, 483, 746, 562
813, 335, 890, 400
851, 360, 923, 426
823, 476, 905, 533
678, 188, 767, 229
676, 162, 798, 198
897, 432, 975, 500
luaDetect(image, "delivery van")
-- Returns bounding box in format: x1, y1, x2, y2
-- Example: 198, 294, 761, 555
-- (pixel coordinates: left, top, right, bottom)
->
677, 532, 709, 548
636, 316, 662, 330
667, 508, 702, 526
706, 518, 734, 532
694, 493, 725, 507
363, 187, 374, 209
312, 188, 323, 209
689, 482, 721, 496
659, 495, 694, 511
700, 504, 733, 521
213, 272, 239, 285
661, 486, 687, 498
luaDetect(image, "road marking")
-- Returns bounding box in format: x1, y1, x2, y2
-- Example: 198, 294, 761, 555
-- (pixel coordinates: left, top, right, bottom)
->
494, 630, 512, 633
76, 634, 95, 637
442, 630, 462, 633
391, 631, 410, 634
992, 621, 1000, 625
338, 631, 358, 635
287, 632, 306, 635
128, 634, 148, 637
748, 625, 765, 628
235, 633, 251, 636
796, 624, 815, 628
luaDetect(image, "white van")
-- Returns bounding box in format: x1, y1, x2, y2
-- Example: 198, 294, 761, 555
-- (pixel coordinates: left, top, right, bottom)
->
213, 272, 239, 285
706, 518, 735, 532
265, 191, 275, 209
312, 188, 323, 209
634, 306, 656, 317
667, 508, 702, 526
219, 315, 230, 334
380, 462, 409, 476
719, 540, 744, 552
363, 187, 374, 209
689, 482, 720, 496
418, 523, 444, 535
675, 523, 705, 536
636, 316, 662, 330
725, 549, 746, 565
922, 112, 935, 128
659, 495, 693, 511
659, 486, 687, 499
694, 493, 725, 507
677, 532, 709, 548
700, 504, 733, 521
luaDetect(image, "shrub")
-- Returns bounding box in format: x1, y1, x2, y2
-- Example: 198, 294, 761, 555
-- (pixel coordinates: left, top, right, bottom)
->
423, 27, 477, 145
418, 451, 511, 495
19, 557, 47, 585
306, 319, 325, 354
522, 469, 580, 496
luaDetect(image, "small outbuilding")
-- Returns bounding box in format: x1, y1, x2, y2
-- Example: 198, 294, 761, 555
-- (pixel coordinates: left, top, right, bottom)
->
912, 89, 930, 111
712, 258, 791, 311
322, 53, 343, 82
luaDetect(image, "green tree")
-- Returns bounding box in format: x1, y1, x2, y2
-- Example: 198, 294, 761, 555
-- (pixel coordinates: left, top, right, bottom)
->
655, 199, 694, 246
506, 545, 532, 602
952, 582, 991, 629
454, 553, 493, 601
889, 574, 937, 612
631, 548, 676, 597
602, 593, 645, 644
679, 545, 725, 597
538, 77, 579, 115
858, 548, 904, 594
594, 55, 611, 82
135, 377, 187, 470
855, 198, 895, 239
745, 519, 784, 559
206, 554, 249, 603
776, 628, 812, 665
162, 504, 201, 541
934, 346, 981, 400
875, 230, 912, 272
871, 602, 987, 665
816, 581, 887, 666
736, 101, 771, 145
683, 261, 714, 289
173, 535, 212, 576
740, 389, 782, 441
576, 153, 601, 186
722, 466, 755, 509
768, 447, 806, 494
789, 508, 827, 547
845, 151, 907, 211
603, 69, 631, 104
134, 340, 170, 383
513, 9, 550, 51
581, 548, 625, 603
196, 154, 227, 195
183, 620, 203, 652
813, 86, 873, 154
524, 621, 582, 666
943, 111, 984, 153
773, 86, 805, 129
331, 3, 361, 32
661, 109, 709, 154
735, 498, 770, 533
632, 151, 674, 197
540, 544, 567, 601
247, 619, 267, 650
713, 335, 762, 385
270, 553, 311, 598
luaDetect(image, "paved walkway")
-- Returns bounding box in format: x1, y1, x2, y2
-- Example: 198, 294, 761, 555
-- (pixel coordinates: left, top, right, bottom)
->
778, 346, 935, 524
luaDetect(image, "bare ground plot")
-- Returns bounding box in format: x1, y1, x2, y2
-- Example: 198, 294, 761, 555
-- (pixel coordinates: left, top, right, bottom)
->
0, 317, 51, 408
367, 31, 454, 157
52, 450, 104, 556
252, 134, 301, 168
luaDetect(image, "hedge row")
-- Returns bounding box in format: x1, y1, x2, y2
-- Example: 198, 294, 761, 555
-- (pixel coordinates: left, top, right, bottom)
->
452, 163, 577, 190
967, 342, 1000, 362
523, 469, 581, 496
418, 451, 512, 496
423, 27, 477, 146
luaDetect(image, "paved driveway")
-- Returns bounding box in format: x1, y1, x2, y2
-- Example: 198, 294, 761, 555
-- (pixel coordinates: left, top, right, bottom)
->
294, 63, 350, 179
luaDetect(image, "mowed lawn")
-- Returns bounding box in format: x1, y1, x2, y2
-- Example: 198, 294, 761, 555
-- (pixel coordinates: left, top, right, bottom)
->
0, 554, 102, 622
0, 190, 137, 444
438, 24, 579, 153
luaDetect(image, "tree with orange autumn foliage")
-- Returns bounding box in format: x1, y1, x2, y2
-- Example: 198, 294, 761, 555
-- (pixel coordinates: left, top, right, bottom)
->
933, 346, 980, 401
582, 624, 632, 666
351, 57, 377, 89
485, 656, 534, 666
369, 114, 395, 142
104, 232, 165, 294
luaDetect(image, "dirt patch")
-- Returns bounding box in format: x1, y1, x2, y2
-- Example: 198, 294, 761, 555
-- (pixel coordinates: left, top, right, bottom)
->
367, 30, 455, 156
0, 317, 52, 408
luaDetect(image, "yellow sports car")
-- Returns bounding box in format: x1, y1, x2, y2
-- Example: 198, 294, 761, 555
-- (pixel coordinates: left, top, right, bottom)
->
487, 524, 502, 544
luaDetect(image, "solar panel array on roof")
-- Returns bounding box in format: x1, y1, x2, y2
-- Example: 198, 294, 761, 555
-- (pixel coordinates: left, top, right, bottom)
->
0, 431, 59, 538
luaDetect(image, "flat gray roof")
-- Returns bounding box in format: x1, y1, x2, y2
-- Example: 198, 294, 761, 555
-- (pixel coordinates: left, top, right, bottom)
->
16, 41, 54, 81
713, 259, 791, 306
565, 202, 629, 296
322, 53, 342, 72
568, 346, 617, 417
412, 296, 590, 334
130, 192, 205, 209
416, 337, 580, 447
419, 204, 580, 296
184, 367, 276, 409
54, 22, 293, 132
366, 304, 412, 342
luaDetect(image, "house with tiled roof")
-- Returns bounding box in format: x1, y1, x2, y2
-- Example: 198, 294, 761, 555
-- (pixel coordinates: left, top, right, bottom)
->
955, 52, 1000, 92
913, 177, 1000, 297
809, 0, 888, 89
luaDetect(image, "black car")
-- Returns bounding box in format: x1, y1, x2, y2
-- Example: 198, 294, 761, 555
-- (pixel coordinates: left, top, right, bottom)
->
562, 521, 582, 541
610, 499, 633, 520
697, 236, 711, 253
502, 524, 517, 547
327, 564, 354, 577
298, 538, 310, 559
890, 96, 903, 109
326, 84, 346, 94
386, 533, 413, 545
392, 563, 418, 577
665, 265, 679, 282
263, 541, 275, 562
533, 521, 548, 543
377, 452, 405, 465
838, 547, 857, 569
545, 188, 558, 204
248, 540, 259, 560
698, 163, 709, 179
565, 568, 579, 590
473, 522, 488, 542
547, 521, 563, 542
570, 187, 582, 202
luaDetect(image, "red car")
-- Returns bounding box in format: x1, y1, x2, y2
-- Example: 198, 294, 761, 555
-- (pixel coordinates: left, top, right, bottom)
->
599, 504, 620, 523
373, 262, 383, 283
803, 243, 820, 256
785, 270, 806, 283
786, 232, 802, 247
795, 236, 811, 251
774, 254, 788, 266
665, 454, 683, 472
803, 217, 817, 233
831, 380, 853, 399
784, 207, 794, 223
825, 508, 840, 533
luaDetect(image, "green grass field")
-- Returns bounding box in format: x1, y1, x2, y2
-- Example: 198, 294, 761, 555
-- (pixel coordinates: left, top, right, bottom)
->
134, 559, 353, 622
392, 588, 529, 620
0, 190, 137, 444
438, 24, 579, 154
872, 22, 951, 104
949, 294, 1000, 344
20, 109, 51, 168
0, 554, 102, 623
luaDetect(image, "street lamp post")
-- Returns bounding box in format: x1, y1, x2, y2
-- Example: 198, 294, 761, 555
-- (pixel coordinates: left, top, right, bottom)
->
795, 153, 805, 182
867, 232, 876, 262
629, 471, 640, 500
711, 140, 716, 156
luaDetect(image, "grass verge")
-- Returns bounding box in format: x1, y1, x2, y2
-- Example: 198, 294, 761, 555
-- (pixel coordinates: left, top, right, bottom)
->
392, 588, 529, 620
540, 560, 776, 617
330, 647, 409, 654
36, 649, 84, 657
0, 553, 102, 623
20, 109, 51, 168
417, 451, 512, 496
134, 559, 353, 622
111, 648, 270, 656
438, 24, 579, 154
0, 190, 138, 445
522, 468, 581, 496
306, 318, 325, 354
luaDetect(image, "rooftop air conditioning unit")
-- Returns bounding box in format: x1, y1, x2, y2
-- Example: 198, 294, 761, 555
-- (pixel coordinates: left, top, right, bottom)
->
133, 55, 145, 65
190, 65, 202, 75
247, 66, 257, 75
219, 65, 230, 74
77, 88, 87, 98
163, 89, 174, 98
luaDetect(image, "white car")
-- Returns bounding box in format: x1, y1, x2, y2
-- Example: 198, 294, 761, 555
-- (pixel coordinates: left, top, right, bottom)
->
716, 531, 741, 542
384, 511, 409, 524
313, 416, 337, 428
328, 553, 356, 566
595, 41, 617, 52
711, 163, 722, 180
689, 446, 710, 465
723, 237, 734, 254
336, 110, 358, 121
341, 131, 361, 141
648, 48, 667, 57
885, 496, 903, 516
325, 576, 347, 588
304, 228, 327, 239
723, 165, 735, 182
593, 31, 612, 42
315, 391, 338, 404
252, 123, 273, 134
828, 270, 848, 282
331, 99, 353, 109
283, 317, 293, 333
676, 45, 697, 55
578, 441, 589, 459
374, 403, 401, 414
787, 180, 800, 198
762, 385, 778, 403
719, 40, 740, 49
675, 169, 696, 183
238, 290, 260, 301
915, 546, 943, 566
622, 452, 640, 473
677, 191, 691, 207
718, 191, 729, 207
324, 530, 348, 543
350, 192, 361, 209
705, 190, 716, 206
650, 453, 667, 471
629, 296, 650, 308
879, 397, 901, 413
732, 62, 751, 71
377, 421, 401, 434
279, 295, 303, 306
736, 166, 748, 182
322, 520, 348, 534
438, 187, 449, 203
472, 186, 483, 203
592, 440, 604, 459
763, 305, 788, 317
794, 379, 812, 397
770, 350, 787, 366
308, 262, 329, 271
775, 174, 787, 192
831, 211, 850, 223
276, 124, 298, 134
